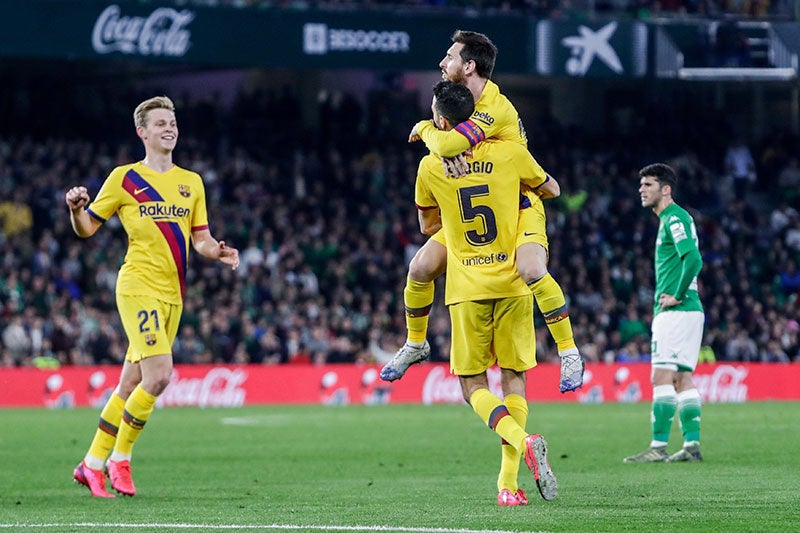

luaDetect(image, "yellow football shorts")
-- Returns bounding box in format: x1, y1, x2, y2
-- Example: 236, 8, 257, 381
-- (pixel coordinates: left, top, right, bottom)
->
516, 196, 548, 250
117, 294, 182, 362
448, 294, 536, 376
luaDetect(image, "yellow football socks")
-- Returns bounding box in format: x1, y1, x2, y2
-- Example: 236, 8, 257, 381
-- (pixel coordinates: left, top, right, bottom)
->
404, 276, 434, 344
528, 273, 576, 352
497, 394, 529, 492
85, 392, 125, 469
114, 385, 157, 456
470, 388, 528, 453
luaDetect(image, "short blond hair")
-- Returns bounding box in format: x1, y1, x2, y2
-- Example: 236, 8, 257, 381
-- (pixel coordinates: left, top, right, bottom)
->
133, 96, 175, 128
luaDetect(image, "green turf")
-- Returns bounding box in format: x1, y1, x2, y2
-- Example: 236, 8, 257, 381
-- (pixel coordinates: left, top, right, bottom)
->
1, 402, 798, 532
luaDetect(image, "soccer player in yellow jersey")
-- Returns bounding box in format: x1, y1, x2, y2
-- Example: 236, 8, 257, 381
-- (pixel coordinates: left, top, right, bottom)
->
65, 96, 240, 498
414, 80, 558, 504
381, 30, 584, 394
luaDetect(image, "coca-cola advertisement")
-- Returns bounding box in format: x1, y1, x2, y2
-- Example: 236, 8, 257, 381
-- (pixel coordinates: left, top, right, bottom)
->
0, 363, 796, 408
91, 4, 194, 57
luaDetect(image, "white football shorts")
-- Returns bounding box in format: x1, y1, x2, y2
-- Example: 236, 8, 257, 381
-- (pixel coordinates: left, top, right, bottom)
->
650, 310, 705, 372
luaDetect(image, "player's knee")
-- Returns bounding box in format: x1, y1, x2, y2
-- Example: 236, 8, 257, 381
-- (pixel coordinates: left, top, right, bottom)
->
674, 372, 696, 391
516, 243, 548, 283
409, 251, 443, 282
142, 371, 172, 396
116, 380, 138, 399
517, 259, 547, 284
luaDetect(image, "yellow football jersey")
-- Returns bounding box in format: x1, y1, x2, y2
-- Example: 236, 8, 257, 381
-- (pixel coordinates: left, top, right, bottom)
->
86, 162, 209, 304
415, 140, 547, 305
414, 80, 527, 157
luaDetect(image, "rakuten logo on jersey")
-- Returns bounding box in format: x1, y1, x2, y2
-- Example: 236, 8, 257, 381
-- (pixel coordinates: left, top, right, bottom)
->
303, 23, 410, 55
139, 204, 191, 219
92, 4, 193, 57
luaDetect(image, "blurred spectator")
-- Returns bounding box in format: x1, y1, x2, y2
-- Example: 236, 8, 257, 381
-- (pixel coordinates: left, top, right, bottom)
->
2, 315, 31, 365
724, 136, 757, 200
777, 157, 800, 206
0, 191, 33, 237
777, 260, 800, 295
725, 330, 758, 361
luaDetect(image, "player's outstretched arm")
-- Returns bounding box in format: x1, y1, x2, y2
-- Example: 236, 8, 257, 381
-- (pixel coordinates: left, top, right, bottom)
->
65, 186, 101, 238
191, 229, 240, 270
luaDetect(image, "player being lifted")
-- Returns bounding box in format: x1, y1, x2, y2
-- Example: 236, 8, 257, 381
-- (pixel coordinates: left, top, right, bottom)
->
380, 30, 584, 393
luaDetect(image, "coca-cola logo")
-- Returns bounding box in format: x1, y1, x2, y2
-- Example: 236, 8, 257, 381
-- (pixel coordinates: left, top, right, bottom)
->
422, 366, 503, 405
693, 365, 748, 403
91, 4, 193, 57
157, 367, 248, 407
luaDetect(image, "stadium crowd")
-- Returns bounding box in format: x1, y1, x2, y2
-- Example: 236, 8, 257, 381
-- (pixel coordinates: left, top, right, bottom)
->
1, 82, 799, 368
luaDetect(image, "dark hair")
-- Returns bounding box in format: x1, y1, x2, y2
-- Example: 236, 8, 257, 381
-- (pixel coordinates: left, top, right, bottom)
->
451, 30, 497, 79
639, 163, 678, 190
433, 80, 475, 126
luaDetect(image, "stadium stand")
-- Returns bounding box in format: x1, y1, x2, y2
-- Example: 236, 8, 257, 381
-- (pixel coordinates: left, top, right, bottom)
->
1, 0, 799, 368
1, 77, 798, 367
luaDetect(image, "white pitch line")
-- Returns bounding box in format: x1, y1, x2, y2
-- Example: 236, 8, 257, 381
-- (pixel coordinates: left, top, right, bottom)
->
0, 524, 532, 533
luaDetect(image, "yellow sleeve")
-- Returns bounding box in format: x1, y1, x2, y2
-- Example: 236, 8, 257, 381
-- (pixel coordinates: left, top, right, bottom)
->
416, 120, 481, 158
414, 156, 439, 208
190, 173, 210, 231
514, 147, 547, 190
86, 167, 125, 223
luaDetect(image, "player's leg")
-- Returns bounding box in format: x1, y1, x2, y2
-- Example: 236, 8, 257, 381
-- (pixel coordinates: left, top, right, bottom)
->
667, 372, 703, 462
73, 301, 146, 498
380, 233, 446, 381
405, 236, 445, 344
498, 369, 529, 505
494, 299, 533, 501
80, 361, 139, 464
454, 298, 557, 502
73, 365, 133, 498
494, 296, 557, 502
666, 311, 705, 462
516, 202, 583, 392
112, 353, 171, 461
452, 300, 527, 466
623, 364, 675, 463
625, 312, 679, 463
107, 297, 179, 495
463, 373, 556, 502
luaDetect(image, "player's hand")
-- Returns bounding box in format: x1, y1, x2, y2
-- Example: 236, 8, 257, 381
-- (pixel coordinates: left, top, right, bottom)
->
65, 186, 90, 212
442, 154, 470, 178
559, 352, 585, 393
659, 293, 680, 309
218, 241, 240, 271
408, 123, 422, 143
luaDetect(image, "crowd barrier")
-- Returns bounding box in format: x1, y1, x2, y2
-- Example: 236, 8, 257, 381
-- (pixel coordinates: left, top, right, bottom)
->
1, 362, 797, 408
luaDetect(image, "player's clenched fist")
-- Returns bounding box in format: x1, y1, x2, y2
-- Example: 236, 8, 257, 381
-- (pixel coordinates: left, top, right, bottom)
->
65, 186, 90, 211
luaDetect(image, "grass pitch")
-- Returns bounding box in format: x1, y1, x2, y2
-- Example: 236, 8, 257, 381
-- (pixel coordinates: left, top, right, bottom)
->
1, 402, 798, 532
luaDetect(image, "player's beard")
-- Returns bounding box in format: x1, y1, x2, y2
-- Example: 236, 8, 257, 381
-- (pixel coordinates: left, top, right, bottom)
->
444, 69, 468, 85
641, 194, 659, 209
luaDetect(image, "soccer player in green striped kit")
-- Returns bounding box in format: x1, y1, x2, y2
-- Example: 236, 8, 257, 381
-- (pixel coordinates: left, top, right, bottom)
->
625, 163, 705, 463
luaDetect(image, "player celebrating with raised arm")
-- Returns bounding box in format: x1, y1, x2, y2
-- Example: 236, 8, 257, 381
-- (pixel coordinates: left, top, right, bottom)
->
381, 30, 584, 394
67, 96, 239, 497
624, 163, 705, 463
415, 80, 559, 505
